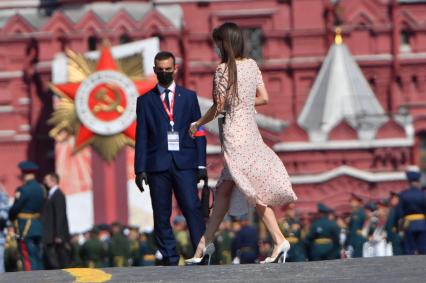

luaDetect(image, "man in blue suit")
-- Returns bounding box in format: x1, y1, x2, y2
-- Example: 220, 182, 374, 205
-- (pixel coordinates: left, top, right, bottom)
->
134, 51, 207, 265
397, 166, 426, 255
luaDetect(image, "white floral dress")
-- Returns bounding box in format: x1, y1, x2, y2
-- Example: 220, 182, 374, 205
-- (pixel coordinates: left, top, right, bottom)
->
214, 59, 297, 215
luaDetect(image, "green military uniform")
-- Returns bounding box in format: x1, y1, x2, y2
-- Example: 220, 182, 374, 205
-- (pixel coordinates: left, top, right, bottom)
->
175, 230, 193, 264
109, 231, 131, 267
280, 217, 306, 262
385, 203, 403, 255
80, 230, 107, 268
347, 207, 366, 257
306, 204, 340, 261
9, 161, 45, 271
139, 232, 156, 266
130, 238, 141, 266
69, 238, 82, 267
347, 194, 366, 258
212, 228, 233, 265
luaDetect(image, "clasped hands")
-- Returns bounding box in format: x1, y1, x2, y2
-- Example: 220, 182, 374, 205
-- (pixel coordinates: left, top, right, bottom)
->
189, 121, 200, 138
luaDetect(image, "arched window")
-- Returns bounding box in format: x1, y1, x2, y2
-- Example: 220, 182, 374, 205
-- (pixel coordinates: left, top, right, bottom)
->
88, 35, 98, 51
418, 132, 426, 173
119, 33, 132, 44
26, 38, 39, 64
58, 35, 69, 52
400, 29, 412, 53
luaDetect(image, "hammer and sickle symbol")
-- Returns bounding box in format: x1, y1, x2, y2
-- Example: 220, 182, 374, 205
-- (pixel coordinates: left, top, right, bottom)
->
92, 83, 124, 114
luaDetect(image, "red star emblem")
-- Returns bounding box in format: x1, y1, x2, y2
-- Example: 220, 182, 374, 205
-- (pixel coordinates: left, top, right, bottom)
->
53, 46, 157, 150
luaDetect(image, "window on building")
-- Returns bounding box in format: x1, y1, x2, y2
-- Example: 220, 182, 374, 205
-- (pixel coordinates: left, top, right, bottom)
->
412, 75, 418, 91
58, 35, 69, 52
368, 77, 376, 90
400, 30, 412, 53
88, 35, 98, 51
419, 133, 426, 173
242, 27, 263, 62
119, 33, 132, 44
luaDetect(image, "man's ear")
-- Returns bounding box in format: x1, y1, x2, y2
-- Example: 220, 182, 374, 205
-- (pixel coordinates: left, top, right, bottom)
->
173, 64, 179, 74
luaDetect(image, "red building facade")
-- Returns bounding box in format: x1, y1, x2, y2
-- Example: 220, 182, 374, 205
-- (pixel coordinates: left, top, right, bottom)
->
1, 0, 426, 217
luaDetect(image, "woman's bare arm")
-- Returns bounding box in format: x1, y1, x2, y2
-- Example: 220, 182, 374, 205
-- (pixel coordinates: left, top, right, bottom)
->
255, 85, 269, 106
189, 102, 222, 138
198, 103, 219, 126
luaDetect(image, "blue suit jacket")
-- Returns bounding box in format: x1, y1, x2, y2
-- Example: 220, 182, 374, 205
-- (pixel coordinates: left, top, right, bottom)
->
134, 85, 207, 173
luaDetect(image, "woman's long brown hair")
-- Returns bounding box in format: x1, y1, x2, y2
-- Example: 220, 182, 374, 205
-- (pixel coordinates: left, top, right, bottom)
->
212, 22, 245, 105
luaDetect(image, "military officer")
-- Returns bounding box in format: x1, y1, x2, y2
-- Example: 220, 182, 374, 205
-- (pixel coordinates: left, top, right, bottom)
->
347, 193, 366, 257
231, 215, 259, 264
80, 227, 107, 268
0, 184, 9, 273
397, 166, 426, 255
280, 203, 306, 262
8, 161, 45, 270
211, 216, 233, 265
306, 203, 340, 261
385, 192, 403, 255
173, 216, 193, 265
109, 222, 131, 267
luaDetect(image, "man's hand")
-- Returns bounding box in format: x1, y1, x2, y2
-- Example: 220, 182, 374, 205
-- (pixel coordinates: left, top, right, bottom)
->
189, 121, 199, 139
135, 172, 148, 193
197, 168, 208, 184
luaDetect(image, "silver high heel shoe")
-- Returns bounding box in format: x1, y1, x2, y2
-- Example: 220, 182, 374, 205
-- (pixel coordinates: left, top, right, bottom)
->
260, 240, 290, 264
185, 243, 215, 265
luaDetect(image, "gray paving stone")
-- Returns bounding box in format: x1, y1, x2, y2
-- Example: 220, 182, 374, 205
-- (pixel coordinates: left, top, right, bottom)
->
0, 256, 424, 283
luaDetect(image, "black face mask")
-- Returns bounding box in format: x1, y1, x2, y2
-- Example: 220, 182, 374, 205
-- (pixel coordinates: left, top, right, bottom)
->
156, 71, 174, 86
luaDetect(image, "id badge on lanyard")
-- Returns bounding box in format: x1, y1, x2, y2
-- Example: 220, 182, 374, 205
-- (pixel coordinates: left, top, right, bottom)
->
162, 94, 180, 151
167, 129, 180, 151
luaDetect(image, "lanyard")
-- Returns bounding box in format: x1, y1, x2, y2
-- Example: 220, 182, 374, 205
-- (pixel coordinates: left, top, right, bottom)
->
161, 91, 175, 131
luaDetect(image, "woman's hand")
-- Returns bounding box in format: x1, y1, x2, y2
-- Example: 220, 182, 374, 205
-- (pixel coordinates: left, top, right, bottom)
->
189, 121, 200, 138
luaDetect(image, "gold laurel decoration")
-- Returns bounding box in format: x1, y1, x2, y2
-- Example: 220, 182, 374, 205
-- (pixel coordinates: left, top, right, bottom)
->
48, 97, 78, 137
48, 84, 79, 137
49, 46, 143, 161
91, 134, 131, 162
66, 49, 97, 83
117, 53, 145, 80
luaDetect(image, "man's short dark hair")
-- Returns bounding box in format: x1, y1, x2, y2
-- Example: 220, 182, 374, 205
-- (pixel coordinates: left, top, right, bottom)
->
47, 172, 60, 184
154, 51, 176, 66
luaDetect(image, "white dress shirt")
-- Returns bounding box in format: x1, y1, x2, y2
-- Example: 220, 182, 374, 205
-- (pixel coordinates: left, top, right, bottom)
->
157, 81, 176, 107
48, 185, 59, 199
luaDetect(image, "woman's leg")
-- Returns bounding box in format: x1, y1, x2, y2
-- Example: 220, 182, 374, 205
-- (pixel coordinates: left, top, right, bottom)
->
193, 180, 234, 257
256, 205, 286, 257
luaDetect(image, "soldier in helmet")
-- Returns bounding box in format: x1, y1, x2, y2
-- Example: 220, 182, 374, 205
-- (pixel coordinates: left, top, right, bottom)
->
8, 161, 45, 270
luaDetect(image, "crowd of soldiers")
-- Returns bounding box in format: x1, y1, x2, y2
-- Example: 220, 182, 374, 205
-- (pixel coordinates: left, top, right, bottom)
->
1, 162, 425, 271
